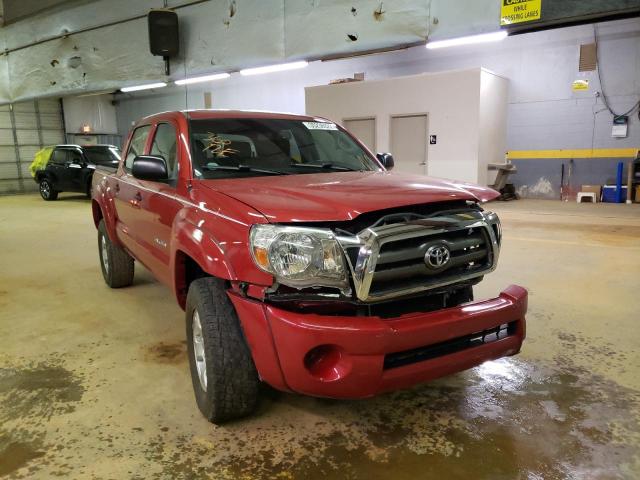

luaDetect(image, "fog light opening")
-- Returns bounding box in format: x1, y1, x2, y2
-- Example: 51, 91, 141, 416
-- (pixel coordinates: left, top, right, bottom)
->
303, 344, 350, 382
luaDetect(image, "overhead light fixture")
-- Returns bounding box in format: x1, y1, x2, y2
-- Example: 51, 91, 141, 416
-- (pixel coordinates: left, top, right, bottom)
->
175, 73, 230, 85
240, 61, 308, 76
426, 31, 507, 49
120, 82, 167, 92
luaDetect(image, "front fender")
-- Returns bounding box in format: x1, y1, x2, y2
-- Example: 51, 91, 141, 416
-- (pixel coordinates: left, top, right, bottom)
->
171, 217, 236, 281
170, 203, 274, 308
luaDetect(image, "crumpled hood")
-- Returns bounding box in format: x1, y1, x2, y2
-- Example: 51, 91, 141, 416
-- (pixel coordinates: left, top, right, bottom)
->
198, 171, 499, 223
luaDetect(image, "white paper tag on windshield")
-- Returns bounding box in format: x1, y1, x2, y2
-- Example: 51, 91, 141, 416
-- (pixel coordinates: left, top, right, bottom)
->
303, 121, 338, 130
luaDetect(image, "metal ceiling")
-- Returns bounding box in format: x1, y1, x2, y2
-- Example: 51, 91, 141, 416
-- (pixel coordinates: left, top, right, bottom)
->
0, 0, 638, 104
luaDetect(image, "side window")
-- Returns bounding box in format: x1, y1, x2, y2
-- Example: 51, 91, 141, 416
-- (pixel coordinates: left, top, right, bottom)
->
68, 150, 83, 165
150, 123, 178, 180
50, 149, 67, 165
125, 125, 151, 171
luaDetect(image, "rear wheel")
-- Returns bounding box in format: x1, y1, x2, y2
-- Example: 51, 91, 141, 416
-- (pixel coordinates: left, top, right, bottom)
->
39, 179, 58, 201
186, 277, 260, 423
98, 220, 134, 288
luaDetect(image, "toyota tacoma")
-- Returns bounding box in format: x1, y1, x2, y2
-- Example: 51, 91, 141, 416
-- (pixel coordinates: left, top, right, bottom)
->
91, 110, 527, 423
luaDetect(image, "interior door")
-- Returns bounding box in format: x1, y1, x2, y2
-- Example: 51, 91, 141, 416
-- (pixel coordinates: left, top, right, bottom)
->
343, 118, 376, 152
390, 114, 428, 176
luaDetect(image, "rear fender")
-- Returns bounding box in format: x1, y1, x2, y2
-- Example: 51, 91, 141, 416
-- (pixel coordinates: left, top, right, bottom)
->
91, 178, 120, 246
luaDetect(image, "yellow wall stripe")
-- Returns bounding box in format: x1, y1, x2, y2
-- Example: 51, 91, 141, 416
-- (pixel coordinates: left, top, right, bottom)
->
507, 148, 639, 159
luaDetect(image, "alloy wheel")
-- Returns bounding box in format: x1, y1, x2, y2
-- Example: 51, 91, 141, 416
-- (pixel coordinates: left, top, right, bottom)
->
192, 310, 208, 391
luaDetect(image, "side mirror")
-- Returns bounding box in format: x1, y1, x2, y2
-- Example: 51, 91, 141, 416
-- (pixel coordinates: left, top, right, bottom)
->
377, 153, 394, 171
132, 155, 168, 181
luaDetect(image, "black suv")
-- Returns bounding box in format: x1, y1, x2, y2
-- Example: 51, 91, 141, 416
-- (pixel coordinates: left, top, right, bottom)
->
35, 144, 120, 201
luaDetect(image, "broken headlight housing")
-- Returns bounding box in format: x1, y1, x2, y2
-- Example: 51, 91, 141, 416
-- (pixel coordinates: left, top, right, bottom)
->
249, 225, 349, 293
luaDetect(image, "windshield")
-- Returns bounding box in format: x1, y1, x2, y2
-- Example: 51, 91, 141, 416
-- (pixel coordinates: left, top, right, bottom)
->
189, 118, 379, 179
84, 147, 121, 165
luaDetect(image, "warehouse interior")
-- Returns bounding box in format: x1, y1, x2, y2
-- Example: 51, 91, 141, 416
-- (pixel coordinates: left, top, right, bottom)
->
1, 1, 639, 478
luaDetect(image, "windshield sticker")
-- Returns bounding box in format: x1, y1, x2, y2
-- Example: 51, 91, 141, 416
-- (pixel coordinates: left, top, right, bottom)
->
303, 122, 338, 131
204, 133, 237, 158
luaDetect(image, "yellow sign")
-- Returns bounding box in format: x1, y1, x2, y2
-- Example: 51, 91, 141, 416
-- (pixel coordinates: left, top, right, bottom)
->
572, 79, 589, 91
500, 0, 542, 25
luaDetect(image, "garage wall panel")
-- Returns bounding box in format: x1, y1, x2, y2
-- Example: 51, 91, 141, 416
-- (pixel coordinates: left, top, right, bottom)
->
0, 130, 14, 145
40, 113, 64, 130
0, 112, 12, 128
0, 147, 15, 162
0, 180, 23, 195
42, 130, 65, 145
13, 102, 36, 113
14, 113, 38, 129
16, 129, 40, 145
0, 99, 64, 195
19, 146, 39, 161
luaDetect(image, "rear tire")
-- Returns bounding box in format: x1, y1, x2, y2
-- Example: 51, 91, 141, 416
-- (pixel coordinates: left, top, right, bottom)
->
186, 277, 260, 423
98, 220, 134, 288
39, 179, 58, 201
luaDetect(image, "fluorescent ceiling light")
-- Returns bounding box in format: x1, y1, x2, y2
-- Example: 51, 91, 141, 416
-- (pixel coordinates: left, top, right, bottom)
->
120, 82, 167, 92
426, 31, 507, 49
240, 61, 308, 76
175, 73, 230, 85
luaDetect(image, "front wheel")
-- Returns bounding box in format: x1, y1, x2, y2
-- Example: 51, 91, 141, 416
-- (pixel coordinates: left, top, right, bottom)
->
39, 179, 58, 201
98, 220, 134, 288
186, 277, 260, 423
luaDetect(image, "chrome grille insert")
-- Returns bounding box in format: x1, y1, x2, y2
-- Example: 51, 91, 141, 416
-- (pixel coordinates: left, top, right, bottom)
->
336, 210, 501, 302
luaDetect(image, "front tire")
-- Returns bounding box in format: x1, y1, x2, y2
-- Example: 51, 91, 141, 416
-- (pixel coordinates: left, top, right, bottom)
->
39, 179, 58, 201
98, 220, 134, 288
186, 277, 260, 423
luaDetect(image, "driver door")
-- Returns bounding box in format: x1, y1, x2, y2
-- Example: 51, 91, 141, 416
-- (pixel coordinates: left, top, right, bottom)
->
113, 125, 152, 258
134, 121, 183, 285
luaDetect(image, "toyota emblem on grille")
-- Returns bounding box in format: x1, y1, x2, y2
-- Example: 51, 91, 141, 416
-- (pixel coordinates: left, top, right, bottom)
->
425, 245, 451, 269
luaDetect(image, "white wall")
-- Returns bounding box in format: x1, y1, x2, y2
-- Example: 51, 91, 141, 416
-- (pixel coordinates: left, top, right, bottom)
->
305, 68, 502, 184
114, 18, 640, 155
62, 95, 118, 134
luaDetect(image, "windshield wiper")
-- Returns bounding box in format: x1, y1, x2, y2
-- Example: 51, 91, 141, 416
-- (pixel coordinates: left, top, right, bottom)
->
203, 165, 286, 175
291, 163, 360, 172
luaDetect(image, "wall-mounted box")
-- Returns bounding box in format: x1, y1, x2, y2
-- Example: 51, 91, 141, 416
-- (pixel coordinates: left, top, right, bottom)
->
305, 68, 508, 186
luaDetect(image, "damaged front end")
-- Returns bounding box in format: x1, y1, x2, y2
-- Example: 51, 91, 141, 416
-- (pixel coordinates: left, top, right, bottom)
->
251, 200, 502, 317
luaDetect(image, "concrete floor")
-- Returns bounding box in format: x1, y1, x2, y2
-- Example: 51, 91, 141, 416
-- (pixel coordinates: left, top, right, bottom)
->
1, 194, 639, 479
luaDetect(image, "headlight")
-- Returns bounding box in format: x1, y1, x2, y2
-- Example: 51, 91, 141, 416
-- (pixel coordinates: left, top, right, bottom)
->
249, 225, 349, 292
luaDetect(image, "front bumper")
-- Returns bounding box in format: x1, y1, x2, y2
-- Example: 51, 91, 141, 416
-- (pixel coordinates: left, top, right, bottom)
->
229, 285, 527, 399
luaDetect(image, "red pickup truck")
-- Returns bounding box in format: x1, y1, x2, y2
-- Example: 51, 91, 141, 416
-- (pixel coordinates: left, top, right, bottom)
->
91, 110, 527, 423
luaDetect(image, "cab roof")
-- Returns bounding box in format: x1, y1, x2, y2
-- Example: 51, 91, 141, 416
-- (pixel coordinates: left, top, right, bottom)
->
139, 109, 322, 123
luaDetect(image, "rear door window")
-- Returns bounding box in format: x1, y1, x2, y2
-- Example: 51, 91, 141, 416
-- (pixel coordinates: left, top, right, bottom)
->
68, 149, 83, 165
50, 149, 67, 165
125, 125, 152, 171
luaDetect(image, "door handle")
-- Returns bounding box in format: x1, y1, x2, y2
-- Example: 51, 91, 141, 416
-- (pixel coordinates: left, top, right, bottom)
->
114, 183, 120, 193
130, 192, 142, 208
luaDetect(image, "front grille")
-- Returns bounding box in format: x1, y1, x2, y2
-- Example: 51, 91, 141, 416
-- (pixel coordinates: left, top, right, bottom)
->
383, 322, 516, 370
368, 226, 490, 297
337, 209, 501, 302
